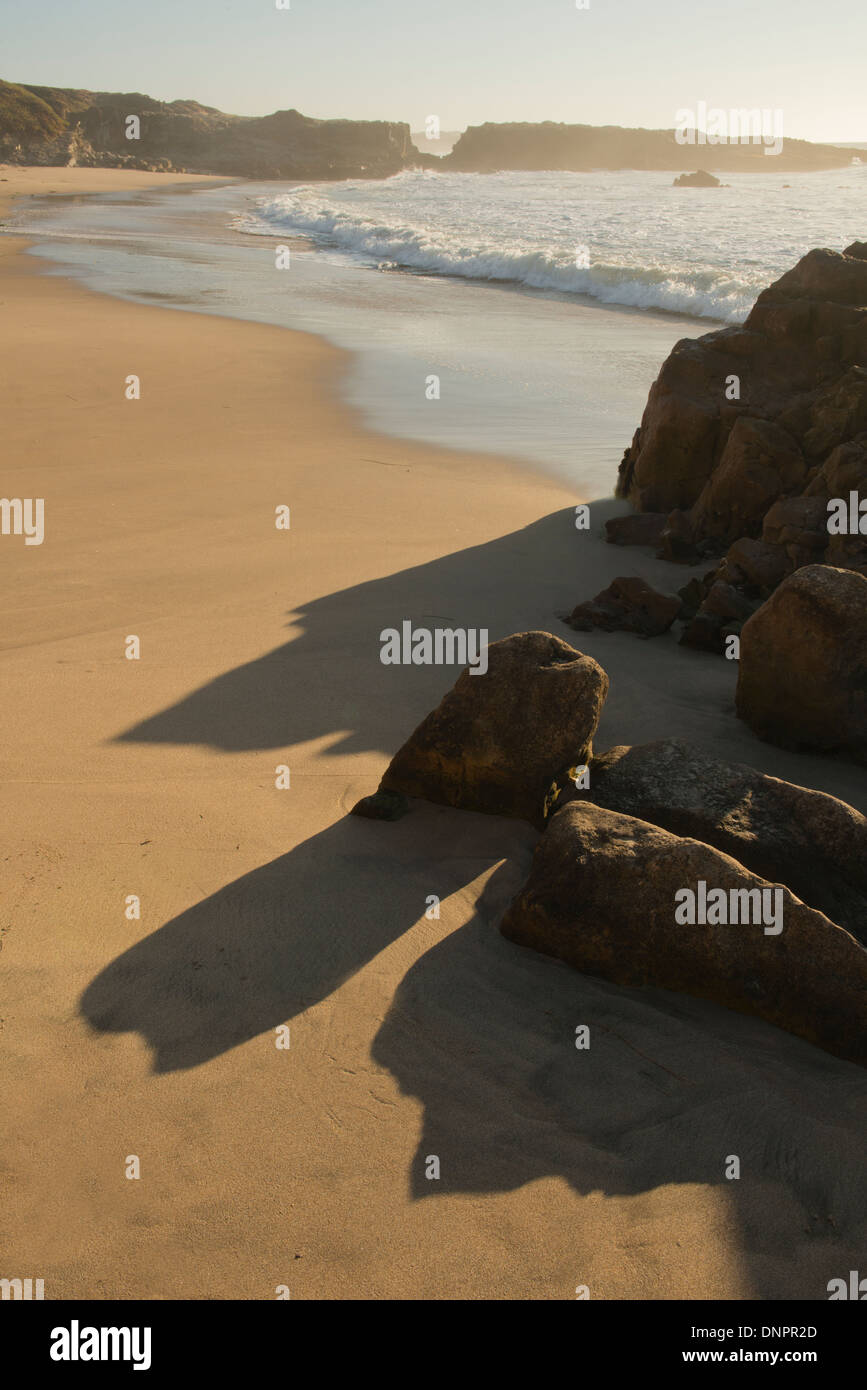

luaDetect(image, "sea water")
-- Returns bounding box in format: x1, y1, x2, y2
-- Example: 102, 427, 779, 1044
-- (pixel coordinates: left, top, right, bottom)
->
7, 165, 864, 496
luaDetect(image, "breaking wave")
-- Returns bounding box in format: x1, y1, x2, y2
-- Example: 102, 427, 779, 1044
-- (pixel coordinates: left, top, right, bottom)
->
234, 184, 764, 322
232, 166, 864, 325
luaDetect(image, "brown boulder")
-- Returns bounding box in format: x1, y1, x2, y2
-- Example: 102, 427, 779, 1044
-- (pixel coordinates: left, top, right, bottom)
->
825, 530, 867, 576
688, 416, 806, 545
736, 564, 867, 762
721, 537, 790, 594
678, 578, 758, 652
658, 508, 702, 564
375, 631, 608, 825
500, 801, 867, 1067
801, 367, 867, 461
749, 246, 867, 311
805, 433, 867, 498
566, 577, 681, 638
616, 347, 728, 512
557, 737, 867, 942
761, 496, 828, 566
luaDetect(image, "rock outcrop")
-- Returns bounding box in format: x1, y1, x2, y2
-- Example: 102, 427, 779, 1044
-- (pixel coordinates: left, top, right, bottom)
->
551, 737, 867, 940
736, 564, 867, 763
607, 243, 867, 659
673, 170, 721, 186
0, 79, 429, 178
356, 631, 608, 826
501, 800, 867, 1067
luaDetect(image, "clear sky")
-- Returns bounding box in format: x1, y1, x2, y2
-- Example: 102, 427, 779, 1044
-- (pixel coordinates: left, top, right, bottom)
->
2, 0, 865, 142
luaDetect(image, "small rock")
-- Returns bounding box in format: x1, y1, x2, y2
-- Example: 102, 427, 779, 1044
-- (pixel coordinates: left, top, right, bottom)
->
566, 577, 681, 638
350, 790, 410, 821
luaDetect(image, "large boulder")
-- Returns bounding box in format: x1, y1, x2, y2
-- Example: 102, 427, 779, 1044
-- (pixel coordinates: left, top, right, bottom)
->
370, 631, 608, 826
500, 801, 867, 1067
612, 245, 867, 649
554, 737, 867, 941
736, 565, 867, 763
688, 416, 806, 545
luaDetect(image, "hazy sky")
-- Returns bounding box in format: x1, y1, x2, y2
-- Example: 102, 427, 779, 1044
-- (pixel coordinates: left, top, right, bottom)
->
3, 0, 865, 142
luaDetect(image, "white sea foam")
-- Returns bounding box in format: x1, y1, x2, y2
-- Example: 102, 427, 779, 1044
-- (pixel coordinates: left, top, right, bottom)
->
232, 167, 865, 324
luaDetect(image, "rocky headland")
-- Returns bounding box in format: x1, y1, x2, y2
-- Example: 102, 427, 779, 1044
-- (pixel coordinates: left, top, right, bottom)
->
442, 121, 852, 174
3, 82, 857, 178
0, 79, 431, 178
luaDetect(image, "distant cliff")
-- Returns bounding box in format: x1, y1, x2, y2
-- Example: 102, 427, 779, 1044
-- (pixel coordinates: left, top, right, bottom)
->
442, 122, 853, 173
0, 80, 432, 179
2, 85, 855, 180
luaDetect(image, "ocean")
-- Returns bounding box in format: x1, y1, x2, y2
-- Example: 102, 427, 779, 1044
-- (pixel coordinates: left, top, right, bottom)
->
235, 165, 866, 322
7, 165, 865, 495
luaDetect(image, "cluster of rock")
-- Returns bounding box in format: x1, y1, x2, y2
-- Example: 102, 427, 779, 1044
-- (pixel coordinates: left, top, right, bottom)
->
569, 243, 867, 763
352, 632, 867, 1067
0, 80, 427, 179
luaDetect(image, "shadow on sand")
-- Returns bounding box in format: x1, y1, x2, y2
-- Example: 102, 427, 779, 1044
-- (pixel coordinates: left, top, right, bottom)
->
84, 503, 867, 1296
80, 794, 867, 1298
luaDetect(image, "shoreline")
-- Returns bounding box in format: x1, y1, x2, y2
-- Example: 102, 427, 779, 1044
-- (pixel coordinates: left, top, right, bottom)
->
5, 173, 718, 491
3, 166, 866, 1301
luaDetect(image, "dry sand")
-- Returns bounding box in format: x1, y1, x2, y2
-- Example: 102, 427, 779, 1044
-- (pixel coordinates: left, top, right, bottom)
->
2, 167, 866, 1301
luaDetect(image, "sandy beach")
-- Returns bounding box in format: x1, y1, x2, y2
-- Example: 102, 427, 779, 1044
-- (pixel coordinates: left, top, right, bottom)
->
3, 167, 867, 1302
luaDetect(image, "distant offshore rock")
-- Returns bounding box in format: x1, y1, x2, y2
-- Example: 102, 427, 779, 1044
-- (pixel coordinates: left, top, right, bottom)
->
673, 169, 722, 186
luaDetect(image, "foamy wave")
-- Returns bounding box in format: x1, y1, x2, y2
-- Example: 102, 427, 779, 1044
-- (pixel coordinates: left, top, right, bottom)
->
233, 188, 759, 322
